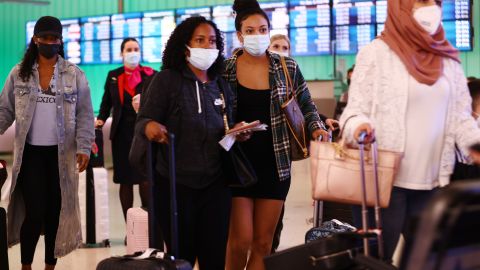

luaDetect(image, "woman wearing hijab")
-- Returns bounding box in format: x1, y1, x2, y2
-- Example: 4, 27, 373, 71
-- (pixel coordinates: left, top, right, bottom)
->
340, 0, 480, 262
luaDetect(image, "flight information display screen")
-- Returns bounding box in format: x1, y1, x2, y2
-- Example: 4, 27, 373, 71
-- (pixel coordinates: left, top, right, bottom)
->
80, 16, 110, 41
111, 13, 142, 39
24, 0, 474, 63
289, 0, 330, 28
142, 36, 169, 63
81, 40, 110, 64
444, 20, 472, 51
443, 0, 470, 21
290, 26, 331, 56
142, 10, 176, 37
260, 2, 290, 30
176, 7, 212, 25
333, 0, 375, 26
212, 5, 236, 33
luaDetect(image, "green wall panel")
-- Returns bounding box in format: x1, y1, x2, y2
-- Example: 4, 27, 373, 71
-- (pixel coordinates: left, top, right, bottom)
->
1, 0, 479, 113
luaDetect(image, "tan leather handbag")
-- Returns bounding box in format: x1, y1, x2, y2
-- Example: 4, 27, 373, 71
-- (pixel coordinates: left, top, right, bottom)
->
280, 56, 310, 161
310, 138, 401, 208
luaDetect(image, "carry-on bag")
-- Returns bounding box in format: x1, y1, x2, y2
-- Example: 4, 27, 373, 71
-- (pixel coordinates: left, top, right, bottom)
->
126, 207, 149, 254
96, 133, 192, 270
265, 132, 388, 269
305, 133, 356, 243
79, 167, 110, 247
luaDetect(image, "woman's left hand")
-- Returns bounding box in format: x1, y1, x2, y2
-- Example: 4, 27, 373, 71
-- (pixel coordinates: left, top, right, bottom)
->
325, 119, 339, 131
77, 153, 90, 172
233, 122, 252, 142
312, 129, 329, 142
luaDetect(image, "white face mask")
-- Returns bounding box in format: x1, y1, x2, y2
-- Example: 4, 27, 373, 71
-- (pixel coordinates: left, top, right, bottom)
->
124, 51, 141, 67
413, 5, 442, 35
186, 46, 219, 71
243, 34, 271, 56
268, 50, 289, 57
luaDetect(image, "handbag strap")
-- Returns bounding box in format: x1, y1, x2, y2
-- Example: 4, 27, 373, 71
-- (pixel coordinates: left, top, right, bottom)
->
280, 56, 295, 100
280, 56, 307, 155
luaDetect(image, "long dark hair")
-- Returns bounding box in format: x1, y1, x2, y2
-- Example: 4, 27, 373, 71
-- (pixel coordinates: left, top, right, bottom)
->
233, 0, 271, 32
162, 16, 224, 79
19, 38, 65, 82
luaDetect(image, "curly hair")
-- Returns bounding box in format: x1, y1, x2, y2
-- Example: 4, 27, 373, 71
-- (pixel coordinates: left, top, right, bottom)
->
19, 38, 65, 82
162, 16, 224, 78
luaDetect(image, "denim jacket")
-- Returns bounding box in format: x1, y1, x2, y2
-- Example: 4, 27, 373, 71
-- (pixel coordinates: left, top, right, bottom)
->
0, 56, 95, 258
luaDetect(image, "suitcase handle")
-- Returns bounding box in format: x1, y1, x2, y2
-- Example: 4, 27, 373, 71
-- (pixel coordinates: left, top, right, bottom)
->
358, 131, 384, 259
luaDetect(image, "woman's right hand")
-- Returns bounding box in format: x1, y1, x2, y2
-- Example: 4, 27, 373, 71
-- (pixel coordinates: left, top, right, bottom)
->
145, 121, 168, 144
95, 119, 105, 128
353, 123, 375, 144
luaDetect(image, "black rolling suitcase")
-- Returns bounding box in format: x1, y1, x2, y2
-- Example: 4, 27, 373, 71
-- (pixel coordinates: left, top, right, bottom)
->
96, 133, 192, 270
264, 133, 386, 270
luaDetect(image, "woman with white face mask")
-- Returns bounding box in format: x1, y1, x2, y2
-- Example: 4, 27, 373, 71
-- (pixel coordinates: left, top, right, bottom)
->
224, 0, 328, 269
136, 16, 246, 269
96, 38, 155, 230
340, 0, 480, 262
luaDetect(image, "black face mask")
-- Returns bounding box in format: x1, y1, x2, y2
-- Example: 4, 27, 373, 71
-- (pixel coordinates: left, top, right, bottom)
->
38, 43, 60, 59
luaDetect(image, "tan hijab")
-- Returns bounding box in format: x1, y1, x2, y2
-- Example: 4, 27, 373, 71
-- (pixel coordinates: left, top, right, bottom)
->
380, 0, 460, 85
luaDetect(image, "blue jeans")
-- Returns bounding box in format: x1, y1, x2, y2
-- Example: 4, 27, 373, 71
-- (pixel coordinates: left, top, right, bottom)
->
352, 186, 437, 262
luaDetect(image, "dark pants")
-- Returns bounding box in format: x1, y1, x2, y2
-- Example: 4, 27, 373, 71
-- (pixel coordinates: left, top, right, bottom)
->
156, 177, 231, 270
17, 144, 61, 265
352, 187, 437, 262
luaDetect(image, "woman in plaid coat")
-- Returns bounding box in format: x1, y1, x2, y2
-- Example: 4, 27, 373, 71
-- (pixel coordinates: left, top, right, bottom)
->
224, 1, 327, 269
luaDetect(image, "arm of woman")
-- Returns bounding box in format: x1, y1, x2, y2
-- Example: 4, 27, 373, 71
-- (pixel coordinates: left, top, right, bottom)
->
136, 72, 170, 142
0, 67, 16, 133
96, 71, 113, 126
453, 64, 480, 156
338, 45, 376, 144
290, 60, 327, 139
75, 69, 95, 155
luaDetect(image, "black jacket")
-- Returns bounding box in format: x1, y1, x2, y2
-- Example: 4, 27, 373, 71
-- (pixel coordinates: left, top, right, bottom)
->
97, 66, 156, 139
135, 68, 234, 189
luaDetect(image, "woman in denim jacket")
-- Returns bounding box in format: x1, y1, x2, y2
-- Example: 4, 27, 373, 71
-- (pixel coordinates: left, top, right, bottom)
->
0, 16, 94, 270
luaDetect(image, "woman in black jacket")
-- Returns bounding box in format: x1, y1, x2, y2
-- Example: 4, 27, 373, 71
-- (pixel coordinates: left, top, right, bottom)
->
135, 17, 247, 269
95, 38, 155, 224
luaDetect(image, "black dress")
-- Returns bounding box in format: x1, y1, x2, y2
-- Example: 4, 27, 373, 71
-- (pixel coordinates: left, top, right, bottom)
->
111, 92, 143, 184
231, 83, 291, 200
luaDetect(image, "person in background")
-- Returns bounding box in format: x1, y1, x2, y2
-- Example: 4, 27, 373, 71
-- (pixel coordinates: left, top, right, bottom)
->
340, 0, 480, 262
451, 79, 480, 181
339, 65, 354, 103
136, 16, 243, 269
95, 38, 155, 232
0, 16, 94, 270
268, 34, 290, 57
467, 76, 477, 83
224, 0, 328, 269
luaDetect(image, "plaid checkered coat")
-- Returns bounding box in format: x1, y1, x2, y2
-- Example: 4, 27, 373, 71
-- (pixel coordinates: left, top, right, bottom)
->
224, 51, 326, 181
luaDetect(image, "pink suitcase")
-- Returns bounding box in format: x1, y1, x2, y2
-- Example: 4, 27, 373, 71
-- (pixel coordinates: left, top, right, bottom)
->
126, 207, 148, 254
